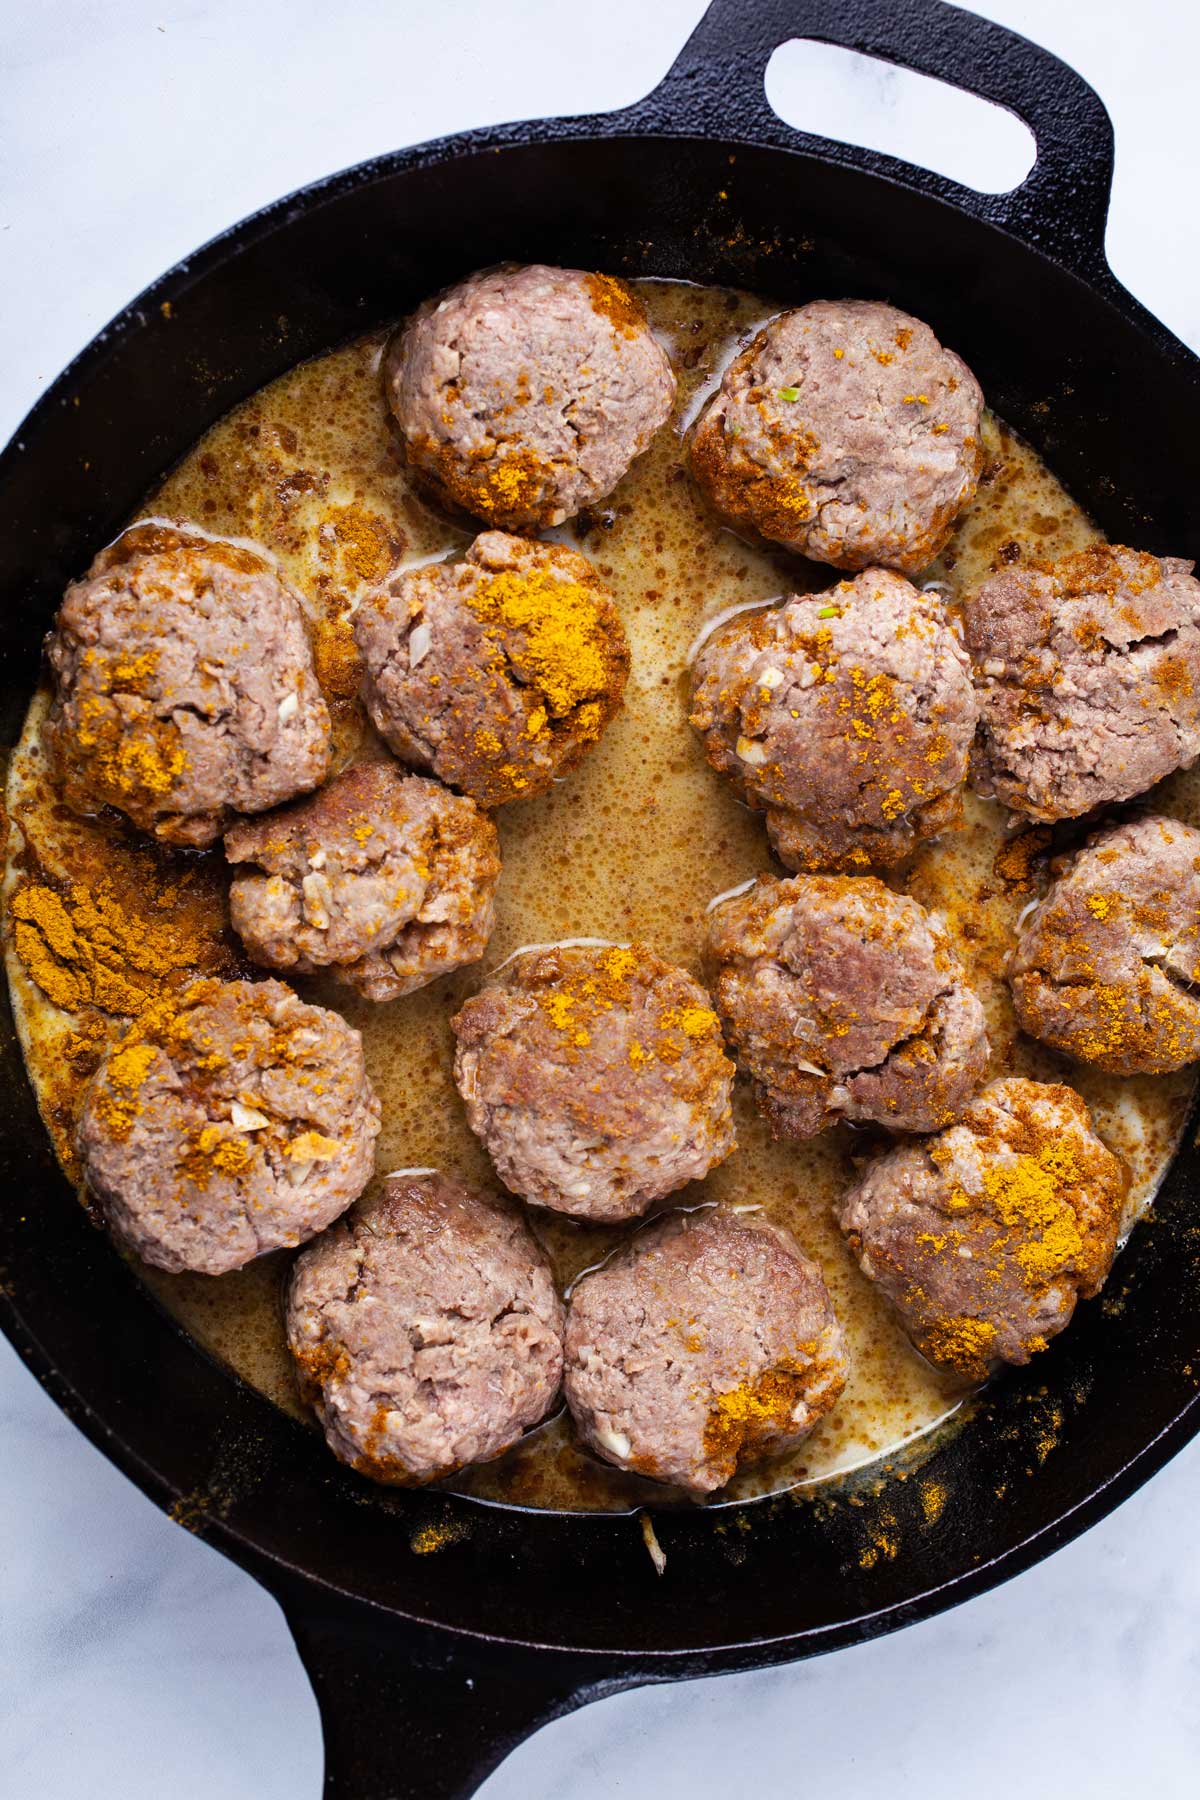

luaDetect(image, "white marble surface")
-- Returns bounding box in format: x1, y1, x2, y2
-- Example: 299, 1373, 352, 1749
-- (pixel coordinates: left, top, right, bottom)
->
3, 1, 1200, 1793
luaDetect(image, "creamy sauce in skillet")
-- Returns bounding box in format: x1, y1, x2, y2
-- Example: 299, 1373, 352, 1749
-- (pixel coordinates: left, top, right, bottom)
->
5, 280, 1195, 1512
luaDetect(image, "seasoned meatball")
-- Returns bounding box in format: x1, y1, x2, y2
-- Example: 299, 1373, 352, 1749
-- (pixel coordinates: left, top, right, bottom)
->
225, 762, 500, 1002
1009, 814, 1200, 1074
837, 1078, 1127, 1380
965, 544, 1200, 820
286, 1172, 563, 1484
707, 874, 988, 1138
385, 264, 676, 531
690, 300, 983, 572
45, 520, 331, 847
451, 943, 736, 1222
354, 531, 630, 807
690, 569, 977, 871
564, 1206, 847, 1495
78, 978, 380, 1275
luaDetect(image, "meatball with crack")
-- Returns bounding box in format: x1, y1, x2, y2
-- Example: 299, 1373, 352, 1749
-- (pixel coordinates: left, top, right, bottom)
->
45, 520, 330, 847
689, 299, 983, 572
385, 264, 676, 531
707, 874, 988, 1138
1010, 814, 1200, 1074
354, 531, 630, 807
690, 569, 977, 871
78, 978, 380, 1275
225, 762, 500, 1002
564, 1206, 848, 1495
286, 1172, 563, 1484
837, 1078, 1127, 1380
965, 544, 1200, 820
451, 943, 736, 1222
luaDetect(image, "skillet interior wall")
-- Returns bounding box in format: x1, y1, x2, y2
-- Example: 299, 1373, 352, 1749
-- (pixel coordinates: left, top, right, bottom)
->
3, 134, 1200, 1654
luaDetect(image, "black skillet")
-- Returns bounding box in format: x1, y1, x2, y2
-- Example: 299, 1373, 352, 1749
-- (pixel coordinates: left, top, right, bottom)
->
4, 1, 1200, 1794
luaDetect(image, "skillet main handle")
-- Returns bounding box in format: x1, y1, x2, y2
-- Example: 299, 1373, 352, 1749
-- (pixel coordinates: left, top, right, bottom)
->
649, 0, 1116, 279
286, 1599, 629, 1799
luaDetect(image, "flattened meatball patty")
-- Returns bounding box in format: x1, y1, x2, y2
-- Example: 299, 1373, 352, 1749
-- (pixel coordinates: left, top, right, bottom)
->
45, 520, 330, 847
286, 1172, 563, 1484
564, 1206, 847, 1494
1010, 814, 1200, 1073
966, 544, 1200, 820
451, 943, 736, 1222
690, 569, 977, 871
837, 1078, 1127, 1380
385, 264, 676, 531
690, 300, 983, 572
355, 531, 630, 807
78, 978, 380, 1275
226, 762, 500, 1002
707, 874, 988, 1138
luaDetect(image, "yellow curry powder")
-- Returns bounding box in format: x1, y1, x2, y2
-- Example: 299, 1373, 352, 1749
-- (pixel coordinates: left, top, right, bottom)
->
583, 272, 647, 339
703, 1363, 809, 1474
11, 880, 202, 1016
467, 567, 617, 723
980, 1142, 1085, 1286
922, 1315, 997, 1376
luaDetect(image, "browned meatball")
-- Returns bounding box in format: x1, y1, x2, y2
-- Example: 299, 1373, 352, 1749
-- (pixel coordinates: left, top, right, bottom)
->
836, 1078, 1127, 1380
225, 762, 500, 1002
385, 264, 676, 531
451, 943, 736, 1222
689, 300, 983, 572
707, 874, 989, 1138
78, 978, 380, 1275
1009, 814, 1200, 1073
965, 545, 1200, 820
563, 1206, 848, 1495
286, 1173, 563, 1484
690, 569, 977, 871
44, 521, 330, 847
354, 531, 630, 807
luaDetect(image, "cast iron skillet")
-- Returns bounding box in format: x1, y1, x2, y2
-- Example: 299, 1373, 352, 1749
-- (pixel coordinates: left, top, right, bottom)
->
4, 1, 1200, 1794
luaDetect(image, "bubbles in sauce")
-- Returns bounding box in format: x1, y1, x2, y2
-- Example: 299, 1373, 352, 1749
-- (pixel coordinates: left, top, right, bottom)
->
5, 280, 1195, 1514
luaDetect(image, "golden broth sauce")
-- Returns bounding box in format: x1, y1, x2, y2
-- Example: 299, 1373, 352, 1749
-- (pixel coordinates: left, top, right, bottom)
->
5, 280, 1195, 1512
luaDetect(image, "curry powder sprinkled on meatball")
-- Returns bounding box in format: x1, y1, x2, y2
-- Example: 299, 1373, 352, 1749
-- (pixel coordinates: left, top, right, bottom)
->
583, 272, 650, 339
702, 1359, 818, 1471
355, 532, 629, 808
923, 1316, 998, 1374
465, 565, 618, 728
838, 1078, 1126, 1381
452, 942, 735, 1222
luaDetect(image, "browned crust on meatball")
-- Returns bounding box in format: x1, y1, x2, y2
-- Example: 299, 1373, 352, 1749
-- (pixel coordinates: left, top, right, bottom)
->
384, 264, 676, 531
44, 521, 331, 847
451, 942, 736, 1222
1009, 813, 1200, 1073
563, 1206, 848, 1494
706, 873, 989, 1138
836, 1078, 1127, 1380
689, 300, 983, 573
286, 1173, 564, 1485
689, 569, 978, 871
225, 762, 500, 1002
77, 977, 380, 1274
965, 544, 1200, 821
354, 531, 630, 807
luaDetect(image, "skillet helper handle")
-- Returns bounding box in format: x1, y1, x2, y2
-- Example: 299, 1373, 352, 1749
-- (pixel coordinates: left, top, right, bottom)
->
651, 0, 1116, 278
286, 1601, 615, 1800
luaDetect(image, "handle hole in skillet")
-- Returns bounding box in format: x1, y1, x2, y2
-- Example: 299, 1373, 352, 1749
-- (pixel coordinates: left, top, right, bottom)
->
764, 39, 1036, 195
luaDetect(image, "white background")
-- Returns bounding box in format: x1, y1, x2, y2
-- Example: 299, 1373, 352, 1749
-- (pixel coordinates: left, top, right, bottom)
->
3, 2, 1200, 1794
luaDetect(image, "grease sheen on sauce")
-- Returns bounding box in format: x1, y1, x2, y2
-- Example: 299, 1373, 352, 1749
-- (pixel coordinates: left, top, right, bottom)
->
6, 280, 1195, 1512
